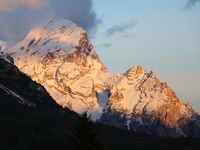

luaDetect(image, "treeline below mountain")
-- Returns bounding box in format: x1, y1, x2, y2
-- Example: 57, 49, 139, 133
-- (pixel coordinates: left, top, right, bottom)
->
0, 104, 200, 150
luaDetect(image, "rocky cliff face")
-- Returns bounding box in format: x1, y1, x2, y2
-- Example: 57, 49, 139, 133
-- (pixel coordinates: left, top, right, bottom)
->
6, 19, 199, 137
100, 66, 198, 137
7, 19, 111, 119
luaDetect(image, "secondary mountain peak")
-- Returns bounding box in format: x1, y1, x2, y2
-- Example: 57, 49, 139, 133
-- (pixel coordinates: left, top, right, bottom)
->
101, 66, 198, 137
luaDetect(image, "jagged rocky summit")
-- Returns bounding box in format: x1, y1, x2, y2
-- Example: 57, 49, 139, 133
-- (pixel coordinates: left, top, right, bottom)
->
100, 66, 199, 137
5, 19, 200, 137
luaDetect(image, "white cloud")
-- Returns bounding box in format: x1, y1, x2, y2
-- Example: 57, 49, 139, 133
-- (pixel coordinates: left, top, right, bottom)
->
0, 0, 99, 45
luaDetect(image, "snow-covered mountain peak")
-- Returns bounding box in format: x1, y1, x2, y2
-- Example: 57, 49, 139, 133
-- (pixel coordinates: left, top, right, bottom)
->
8, 19, 97, 59
125, 65, 146, 77
7, 19, 111, 118
26, 19, 84, 46
125, 66, 146, 76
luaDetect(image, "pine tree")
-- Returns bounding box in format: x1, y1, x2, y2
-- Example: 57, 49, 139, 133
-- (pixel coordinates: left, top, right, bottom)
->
72, 112, 103, 150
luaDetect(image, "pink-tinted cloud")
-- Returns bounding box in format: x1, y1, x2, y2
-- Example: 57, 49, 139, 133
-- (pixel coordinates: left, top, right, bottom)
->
0, 0, 48, 11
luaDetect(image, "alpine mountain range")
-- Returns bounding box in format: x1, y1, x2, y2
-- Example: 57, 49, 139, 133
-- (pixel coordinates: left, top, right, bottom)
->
1, 19, 200, 138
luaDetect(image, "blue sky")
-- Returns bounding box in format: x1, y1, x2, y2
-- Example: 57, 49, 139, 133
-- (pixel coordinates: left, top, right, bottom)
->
92, 0, 200, 112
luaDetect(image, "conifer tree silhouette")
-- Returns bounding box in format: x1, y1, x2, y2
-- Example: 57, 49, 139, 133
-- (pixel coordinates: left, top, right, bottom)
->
72, 112, 103, 150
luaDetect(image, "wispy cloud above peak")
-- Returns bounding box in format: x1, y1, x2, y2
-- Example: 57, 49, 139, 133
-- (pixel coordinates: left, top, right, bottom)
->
0, 0, 48, 12
105, 21, 137, 37
185, 0, 200, 9
100, 43, 112, 48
